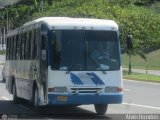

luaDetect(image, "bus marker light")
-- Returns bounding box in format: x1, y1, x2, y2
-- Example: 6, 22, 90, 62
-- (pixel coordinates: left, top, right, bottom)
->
48, 87, 68, 93
48, 88, 54, 92
105, 87, 119, 93
118, 88, 123, 92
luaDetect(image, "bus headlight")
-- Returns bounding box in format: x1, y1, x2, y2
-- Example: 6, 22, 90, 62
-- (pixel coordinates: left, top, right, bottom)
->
105, 87, 123, 93
48, 87, 68, 93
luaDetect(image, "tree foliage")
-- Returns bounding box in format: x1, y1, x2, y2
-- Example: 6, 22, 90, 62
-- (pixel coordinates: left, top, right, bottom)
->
0, 0, 160, 50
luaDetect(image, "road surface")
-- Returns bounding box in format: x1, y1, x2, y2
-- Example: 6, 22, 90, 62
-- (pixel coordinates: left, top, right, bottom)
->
0, 65, 160, 119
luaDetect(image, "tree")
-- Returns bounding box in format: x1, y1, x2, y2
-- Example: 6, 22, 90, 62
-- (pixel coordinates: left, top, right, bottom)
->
126, 32, 133, 75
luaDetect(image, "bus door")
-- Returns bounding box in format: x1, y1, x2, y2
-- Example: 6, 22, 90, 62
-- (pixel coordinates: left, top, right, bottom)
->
40, 32, 48, 83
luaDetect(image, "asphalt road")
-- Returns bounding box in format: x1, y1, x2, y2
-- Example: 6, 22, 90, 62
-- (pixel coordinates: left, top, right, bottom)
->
0, 65, 160, 119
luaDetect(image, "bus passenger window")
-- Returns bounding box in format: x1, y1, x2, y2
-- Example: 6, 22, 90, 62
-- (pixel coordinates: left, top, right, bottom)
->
25, 32, 29, 60
10, 37, 13, 60
19, 34, 23, 60
22, 33, 26, 60
6, 38, 9, 60
13, 36, 16, 60
24, 33, 27, 60
33, 29, 37, 59
8, 38, 11, 60
21, 34, 24, 60
28, 31, 31, 59
15, 35, 19, 60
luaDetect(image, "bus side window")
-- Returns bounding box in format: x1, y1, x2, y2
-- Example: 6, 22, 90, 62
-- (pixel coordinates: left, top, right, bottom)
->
37, 29, 41, 58
8, 37, 11, 60
19, 34, 22, 60
6, 38, 9, 60
25, 31, 31, 60
25, 32, 29, 60
16, 35, 19, 60
22, 33, 26, 60
13, 36, 16, 60
24, 33, 27, 60
28, 31, 31, 60
31, 30, 34, 59
21, 34, 24, 60
33, 29, 37, 59
26, 32, 29, 59
10, 37, 13, 60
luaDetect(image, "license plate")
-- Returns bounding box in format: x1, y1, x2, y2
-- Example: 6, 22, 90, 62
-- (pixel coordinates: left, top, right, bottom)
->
57, 96, 68, 102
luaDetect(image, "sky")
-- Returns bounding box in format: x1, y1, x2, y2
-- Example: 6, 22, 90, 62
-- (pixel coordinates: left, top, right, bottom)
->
0, 0, 19, 7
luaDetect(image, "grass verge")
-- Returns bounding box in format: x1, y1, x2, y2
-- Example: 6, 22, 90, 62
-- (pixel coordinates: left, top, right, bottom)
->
0, 63, 4, 65
123, 72, 160, 83
0, 50, 5, 55
122, 49, 160, 70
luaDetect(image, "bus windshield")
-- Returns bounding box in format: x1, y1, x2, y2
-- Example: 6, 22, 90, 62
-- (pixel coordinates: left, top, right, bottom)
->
51, 30, 120, 71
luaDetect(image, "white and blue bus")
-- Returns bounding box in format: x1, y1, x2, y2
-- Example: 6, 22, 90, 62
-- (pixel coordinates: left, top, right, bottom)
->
4, 17, 123, 115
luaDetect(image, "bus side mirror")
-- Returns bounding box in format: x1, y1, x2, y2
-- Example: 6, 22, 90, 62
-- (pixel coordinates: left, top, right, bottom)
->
119, 28, 123, 40
126, 33, 133, 49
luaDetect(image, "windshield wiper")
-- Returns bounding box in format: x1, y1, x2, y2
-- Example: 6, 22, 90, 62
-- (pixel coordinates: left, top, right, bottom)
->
65, 65, 72, 74
89, 54, 107, 75
101, 70, 107, 74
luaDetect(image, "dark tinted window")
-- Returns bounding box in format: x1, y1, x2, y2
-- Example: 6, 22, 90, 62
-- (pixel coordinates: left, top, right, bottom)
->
6, 38, 9, 60
86, 31, 120, 70
51, 30, 120, 71
51, 30, 85, 70
33, 29, 37, 59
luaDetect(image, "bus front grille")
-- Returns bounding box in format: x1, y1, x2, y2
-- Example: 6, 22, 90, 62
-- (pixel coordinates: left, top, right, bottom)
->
70, 88, 102, 94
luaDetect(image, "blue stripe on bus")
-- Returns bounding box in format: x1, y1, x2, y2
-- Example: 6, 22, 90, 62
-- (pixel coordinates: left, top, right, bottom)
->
48, 93, 122, 105
70, 73, 83, 85
70, 73, 105, 86
87, 73, 105, 86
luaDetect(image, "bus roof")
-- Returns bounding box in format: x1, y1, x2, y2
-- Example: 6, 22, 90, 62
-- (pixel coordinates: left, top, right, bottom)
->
23, 17, 118, 31
7, 17, 119, 37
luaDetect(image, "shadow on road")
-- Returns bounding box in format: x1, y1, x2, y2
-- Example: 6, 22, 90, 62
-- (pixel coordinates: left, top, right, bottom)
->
0, 100, 111, 119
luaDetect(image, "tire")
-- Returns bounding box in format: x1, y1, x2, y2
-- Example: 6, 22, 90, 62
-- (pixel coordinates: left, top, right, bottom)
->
33, 86, 39, 108
13, 82, 20, 103
94, 104, 108, 115
2, 77, 5, 83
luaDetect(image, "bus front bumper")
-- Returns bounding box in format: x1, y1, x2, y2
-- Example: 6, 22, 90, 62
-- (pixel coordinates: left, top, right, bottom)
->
48, 93, 122, 105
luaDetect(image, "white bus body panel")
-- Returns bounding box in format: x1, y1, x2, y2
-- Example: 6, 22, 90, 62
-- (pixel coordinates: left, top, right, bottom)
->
48, 67, 122, 88
47, 66, 123, 105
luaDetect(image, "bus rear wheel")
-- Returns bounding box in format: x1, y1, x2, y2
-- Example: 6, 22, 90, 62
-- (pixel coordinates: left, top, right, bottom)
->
94, 104, 108, 115
13, 82, 20, 103
33, 87, 39, 108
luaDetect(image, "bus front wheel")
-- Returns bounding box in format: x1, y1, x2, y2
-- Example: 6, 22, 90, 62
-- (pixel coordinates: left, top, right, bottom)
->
94, 104, 108, 115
